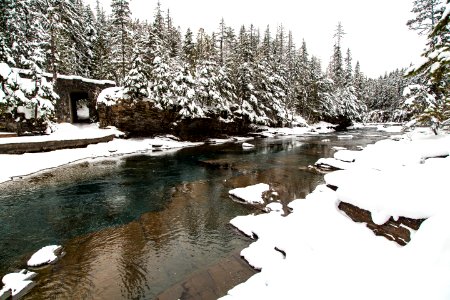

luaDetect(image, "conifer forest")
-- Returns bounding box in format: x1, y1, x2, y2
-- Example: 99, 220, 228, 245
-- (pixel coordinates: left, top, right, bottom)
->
0, 0, 448, 132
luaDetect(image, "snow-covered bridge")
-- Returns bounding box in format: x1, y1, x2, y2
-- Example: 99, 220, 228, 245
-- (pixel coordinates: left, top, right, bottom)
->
17, 70, 115, 123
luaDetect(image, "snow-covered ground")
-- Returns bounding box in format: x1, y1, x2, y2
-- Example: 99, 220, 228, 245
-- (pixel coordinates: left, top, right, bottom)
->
0, 123, 121, 144
221, 130, 450, 300
0, 123, 201, 184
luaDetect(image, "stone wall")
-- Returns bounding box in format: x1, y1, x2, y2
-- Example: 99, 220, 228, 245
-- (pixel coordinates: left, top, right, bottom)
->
97, 99, 251, 141
53, 78, 115, 123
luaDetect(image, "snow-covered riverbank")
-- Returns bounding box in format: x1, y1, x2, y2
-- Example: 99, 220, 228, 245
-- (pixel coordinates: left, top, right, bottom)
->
0, 123, 201, 184
221, 129, 450, 300
0, 120, 339, 185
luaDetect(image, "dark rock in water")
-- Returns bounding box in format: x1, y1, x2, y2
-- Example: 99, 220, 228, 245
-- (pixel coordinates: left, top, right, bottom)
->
338, 201, 425, 246
200, 159, 234, 169
199, 159, 254, 173
97, 99, 251, 140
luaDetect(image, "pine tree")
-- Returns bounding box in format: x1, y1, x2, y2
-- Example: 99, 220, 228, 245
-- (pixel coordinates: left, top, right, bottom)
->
92, 0, 112, 80
344, 48, 353, 87
235, 25, 260, 123
152, 1, 166, 43
110, 0, 132, 85
295, 39, 311, 116
182, 28, 196, 69
406, 0, 449, 132
40, 0, 79, 80
329, 22, 345, 88
124, 48, 149, 100
217, 18, 226, 65
407, 0, 445, 35
0, 0, 14, 65
172, 61, 202, 118
165, 9, 181, 58
353, 61, 365, 102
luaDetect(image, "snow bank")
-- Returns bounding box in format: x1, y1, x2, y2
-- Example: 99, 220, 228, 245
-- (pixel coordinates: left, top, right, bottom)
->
27, 245, 62, 267
333, 149, 359, 162
0, 123, 122, 145
334, 157, 450, 222
0, 134, 201, 184
229, 183, 270, 204
223, 133, 450, 300
224, 184, 450, 300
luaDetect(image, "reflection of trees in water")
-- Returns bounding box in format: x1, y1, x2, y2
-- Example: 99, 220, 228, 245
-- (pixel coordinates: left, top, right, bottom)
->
26, 179, 252, 299
24, 132, 393, 299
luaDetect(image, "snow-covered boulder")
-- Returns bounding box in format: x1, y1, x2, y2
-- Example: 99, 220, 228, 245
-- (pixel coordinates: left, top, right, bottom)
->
27, 245, 63, 267
242, 142, 255, 149
333, 149, 359, 162
229, 183, 270, 205
265, 202, 284, 214
315, 157, 352, 170
1, 269, 36, 299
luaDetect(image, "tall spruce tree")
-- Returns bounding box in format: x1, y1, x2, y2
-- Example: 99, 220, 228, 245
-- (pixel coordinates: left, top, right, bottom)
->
110, 0, 132, 85
92, 0, 112, 80
407, 0, 444, 35
406, 0, 449, 132
329, 22, 345, 88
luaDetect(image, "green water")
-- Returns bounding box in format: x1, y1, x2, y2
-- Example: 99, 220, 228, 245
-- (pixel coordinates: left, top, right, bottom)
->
0, 130, 389, 299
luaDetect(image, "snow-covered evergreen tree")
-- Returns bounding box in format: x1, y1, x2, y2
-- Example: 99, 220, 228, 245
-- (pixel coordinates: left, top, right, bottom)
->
124, 54, 149, 100
406, 0, 449, 132
110, 0, 132, 84
407, 0, 445, 35
182, 28, 196, 70
172, 62, 203, 118
329, 22, 346, 88
344, 48, 353, 87
92, 0, 113, 80
0, 62, 57, 133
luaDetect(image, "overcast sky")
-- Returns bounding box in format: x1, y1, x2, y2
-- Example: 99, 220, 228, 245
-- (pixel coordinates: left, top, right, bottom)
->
85, 0, 425, 78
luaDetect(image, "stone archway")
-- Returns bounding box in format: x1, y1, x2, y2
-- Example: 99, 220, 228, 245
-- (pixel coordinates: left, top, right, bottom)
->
70, 92, 90, 123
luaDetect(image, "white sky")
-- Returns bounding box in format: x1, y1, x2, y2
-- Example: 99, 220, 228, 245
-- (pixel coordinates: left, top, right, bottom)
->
85, 0, 426, 78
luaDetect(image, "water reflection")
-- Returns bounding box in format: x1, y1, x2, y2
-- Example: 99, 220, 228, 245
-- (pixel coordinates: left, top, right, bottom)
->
0, 129, 391, 299
25, 180, 253, 299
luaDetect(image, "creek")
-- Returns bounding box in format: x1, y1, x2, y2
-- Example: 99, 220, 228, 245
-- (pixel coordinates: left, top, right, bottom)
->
0, 129, 390, 299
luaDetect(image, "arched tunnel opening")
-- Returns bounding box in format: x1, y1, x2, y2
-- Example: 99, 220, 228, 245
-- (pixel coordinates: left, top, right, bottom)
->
70, 92, 90, 123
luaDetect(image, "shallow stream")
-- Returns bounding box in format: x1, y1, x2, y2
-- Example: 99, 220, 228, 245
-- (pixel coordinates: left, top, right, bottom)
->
0, 129, 390, 299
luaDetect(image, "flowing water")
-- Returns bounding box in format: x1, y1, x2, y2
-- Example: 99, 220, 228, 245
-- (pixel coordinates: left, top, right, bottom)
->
0, 130, 390, 299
